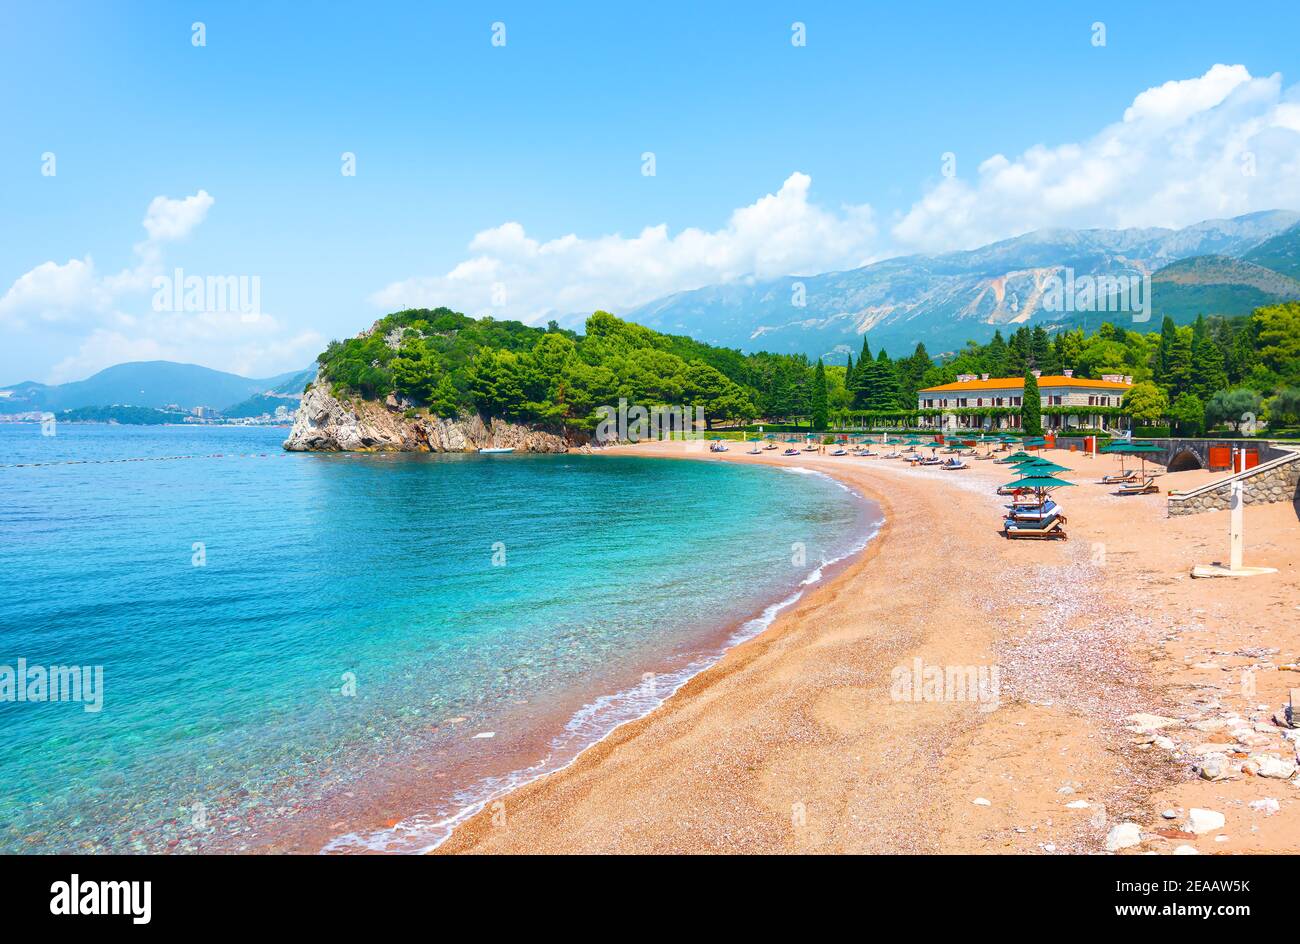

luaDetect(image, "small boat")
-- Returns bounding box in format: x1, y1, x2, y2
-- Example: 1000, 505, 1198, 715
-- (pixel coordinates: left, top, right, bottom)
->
479, 447, 515, 454
783, 448, 800, 456
746, 446, 762, 455
709, 442, 730, 453
830, 448, 847, 456
763, 442, 778, 451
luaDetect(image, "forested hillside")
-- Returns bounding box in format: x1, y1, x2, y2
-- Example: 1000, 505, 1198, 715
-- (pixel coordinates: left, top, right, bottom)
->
315, 303, 1300, 434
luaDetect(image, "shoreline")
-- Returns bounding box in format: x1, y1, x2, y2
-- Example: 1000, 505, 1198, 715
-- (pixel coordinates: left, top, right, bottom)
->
311, 456, 882, 854
435, 439, 1300, 855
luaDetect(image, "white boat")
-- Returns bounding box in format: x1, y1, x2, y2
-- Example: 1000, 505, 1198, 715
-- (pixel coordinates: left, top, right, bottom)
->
479, 447, 515, 454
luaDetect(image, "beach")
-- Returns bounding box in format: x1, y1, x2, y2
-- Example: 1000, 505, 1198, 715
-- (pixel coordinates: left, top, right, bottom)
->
438, 438, 1300, 854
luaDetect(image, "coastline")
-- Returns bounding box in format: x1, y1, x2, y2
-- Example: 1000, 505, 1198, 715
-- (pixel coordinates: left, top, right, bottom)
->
309, 455, 881, 854
435, 439, 1300, 854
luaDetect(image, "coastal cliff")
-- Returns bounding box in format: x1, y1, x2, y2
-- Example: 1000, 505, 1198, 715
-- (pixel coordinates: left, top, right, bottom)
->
283, 376, 580, 453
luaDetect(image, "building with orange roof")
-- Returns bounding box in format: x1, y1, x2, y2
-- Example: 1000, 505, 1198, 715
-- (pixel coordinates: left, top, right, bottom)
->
916, 369, 1132, 432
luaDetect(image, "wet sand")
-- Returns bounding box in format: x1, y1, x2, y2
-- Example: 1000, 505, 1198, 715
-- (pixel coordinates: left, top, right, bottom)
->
437, 440, 1300, 854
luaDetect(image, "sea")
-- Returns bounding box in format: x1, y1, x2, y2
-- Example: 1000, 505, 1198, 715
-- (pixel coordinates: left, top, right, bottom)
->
0, 423, 879, 853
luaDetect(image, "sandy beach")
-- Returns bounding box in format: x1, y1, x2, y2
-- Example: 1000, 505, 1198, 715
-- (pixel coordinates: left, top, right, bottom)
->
437, 438, 1300, 854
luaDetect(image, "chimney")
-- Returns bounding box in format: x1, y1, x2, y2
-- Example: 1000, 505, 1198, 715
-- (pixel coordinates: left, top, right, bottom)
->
1031, 369, 1041, 378
980, 373, 989, 381
1124, 375, 1132, 385
1062, 369, 1073, 378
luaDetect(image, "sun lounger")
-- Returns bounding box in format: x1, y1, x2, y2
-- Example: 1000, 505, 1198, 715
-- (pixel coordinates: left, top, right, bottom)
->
1098, 470, 1137, 485
1115, 477, 1159, 496
1003, 515, 1067, 540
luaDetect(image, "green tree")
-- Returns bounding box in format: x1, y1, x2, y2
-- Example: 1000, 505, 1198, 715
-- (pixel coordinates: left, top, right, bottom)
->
1154, 315, 1178, 381
984, 330, 1008, 377
1205, 388, 1263, 432
811, 359, 829, 430
1190, 330, 1228, 402
864, 349, 901, 410
1252, 302, 1300, 377
1169, 392, 1204, 436
1123, 381, 1169, 426
1020, 370, 1042, 435
1161, 327, 1194, 398
1269, 388, 1300, 427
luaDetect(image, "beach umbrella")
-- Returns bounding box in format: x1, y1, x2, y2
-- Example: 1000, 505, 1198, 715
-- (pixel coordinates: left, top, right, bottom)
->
1004, 451, 1033, 462
1125, 441, 1163, 477
1021, 459, 1071, 475
1002, 474, 1076, 492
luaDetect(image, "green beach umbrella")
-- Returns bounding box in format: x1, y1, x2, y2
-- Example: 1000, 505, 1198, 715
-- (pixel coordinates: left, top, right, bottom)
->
1021, 459, 1071, 475
1003, 474, 1076, 491
1005, 451, 1033, 461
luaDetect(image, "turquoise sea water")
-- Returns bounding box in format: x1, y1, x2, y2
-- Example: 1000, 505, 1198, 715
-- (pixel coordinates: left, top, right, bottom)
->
0, 424, 875, 853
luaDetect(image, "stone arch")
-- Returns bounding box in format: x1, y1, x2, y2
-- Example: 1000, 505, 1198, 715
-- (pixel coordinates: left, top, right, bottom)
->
1168, 448, 1203, 472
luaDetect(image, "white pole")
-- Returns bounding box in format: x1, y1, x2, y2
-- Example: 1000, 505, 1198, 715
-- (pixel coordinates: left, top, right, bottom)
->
1230, 447, 1244, 572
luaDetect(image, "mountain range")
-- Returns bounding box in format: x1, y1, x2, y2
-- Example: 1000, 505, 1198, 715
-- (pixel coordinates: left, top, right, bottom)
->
622, 210, 1300, 362
7, 211, 1300, 412
0, 362, 315, 415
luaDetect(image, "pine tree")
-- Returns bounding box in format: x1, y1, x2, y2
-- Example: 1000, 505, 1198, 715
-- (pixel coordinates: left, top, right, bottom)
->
866, 350, 901, 411
985, 330, 1008, 377
1020, 370, 1042, 435
1030, 326, 1052, 372
1191, 331, 1228, 403
1163, 328, 1194, 398
849, 337, 871, 407
1155, 315, 1178, 383
1007, 327, 1030, 375
811, 359, 829, 430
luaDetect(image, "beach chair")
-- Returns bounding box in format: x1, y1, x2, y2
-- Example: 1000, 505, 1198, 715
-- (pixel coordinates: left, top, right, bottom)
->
1098, 470, 1137, 485
1115, 476, 1159, 496
1003, 515, 1067, 540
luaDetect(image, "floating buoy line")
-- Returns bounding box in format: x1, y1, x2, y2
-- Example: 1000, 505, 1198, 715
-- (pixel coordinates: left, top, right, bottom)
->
1, 452, 283, 469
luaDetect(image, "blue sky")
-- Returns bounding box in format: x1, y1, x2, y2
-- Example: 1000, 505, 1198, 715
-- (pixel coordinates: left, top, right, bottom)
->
4, 1, 1300, 383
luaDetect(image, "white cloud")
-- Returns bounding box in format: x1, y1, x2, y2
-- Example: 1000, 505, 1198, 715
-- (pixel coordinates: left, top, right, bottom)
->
371, 172, 879, 322
892, 64, 1300, 251
0, 190, 317, 383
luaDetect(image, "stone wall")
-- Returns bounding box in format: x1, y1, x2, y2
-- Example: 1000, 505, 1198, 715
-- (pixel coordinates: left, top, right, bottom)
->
1167, 452, 1300, 516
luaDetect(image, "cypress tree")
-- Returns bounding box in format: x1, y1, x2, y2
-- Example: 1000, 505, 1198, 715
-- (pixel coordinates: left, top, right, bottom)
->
1191, 332, 1228, 403
850, 337, 871, 407
811, 359, 829, 430
1021, 370, 1043, 435
1155, 315, 1178, 384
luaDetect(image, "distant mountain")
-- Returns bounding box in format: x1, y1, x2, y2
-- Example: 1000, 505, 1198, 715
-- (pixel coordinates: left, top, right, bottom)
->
0, 361, 313, 415
623, 210, 1300, 360
1242, 222, 1300, 281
